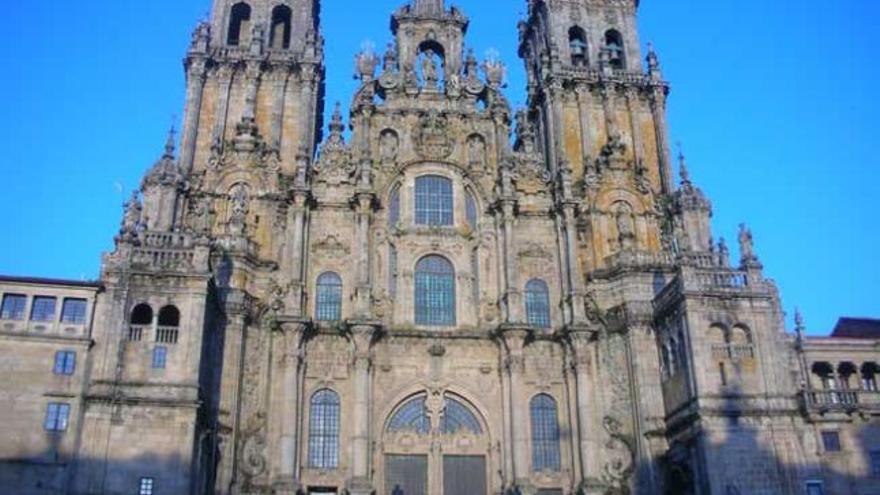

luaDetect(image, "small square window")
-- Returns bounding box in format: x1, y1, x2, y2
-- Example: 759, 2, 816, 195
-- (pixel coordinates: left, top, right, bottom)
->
139, 477, 155, 495
44, 403, 70, 432
805, 480, 824, 495
1, 294, 27, 320
61, 298, 88, 324
30, 296, 57, 322
821, 431, 841, 452
152, 346, 167, 369
53, 351, 76, 376
870, 450, 880, 477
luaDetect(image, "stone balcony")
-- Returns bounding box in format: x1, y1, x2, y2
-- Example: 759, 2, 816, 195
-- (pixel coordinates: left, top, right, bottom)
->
803, 389, 880, 414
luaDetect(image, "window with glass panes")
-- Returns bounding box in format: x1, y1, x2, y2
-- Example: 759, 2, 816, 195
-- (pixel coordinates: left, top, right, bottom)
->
805, 481, 824, 495
530, 394, 561, 472
525, 279, 551, 329
414, 256, 456, 326
61, 298, 88, 324
53, 351, 76, 376
1, 294, 27, 320
316, 273, 343, 321
30, 296, 56, 322
139, 477, 155, 495
308, 389, 340, 469
44, 402, 70, 431
152, 346, 168, 369
821, 431, 841, 452
415, 176, 453, 226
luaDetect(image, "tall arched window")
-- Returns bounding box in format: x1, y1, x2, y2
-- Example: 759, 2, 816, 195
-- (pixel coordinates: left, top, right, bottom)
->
270, 5, 292, 50
157, 305, 180, 344
227, 3, 252, 46
525, 279, 551, 329
604, 29, 625, 69
569, 26, 588, 66
129, 303, 153, 342
530, 394, 561, 472
308, 389, 340, 469
316, 272, 343, 322
415, 176, 453, 226
415, 256, 456, 326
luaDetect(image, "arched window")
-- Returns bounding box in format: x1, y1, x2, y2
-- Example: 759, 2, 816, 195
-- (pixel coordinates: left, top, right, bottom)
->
530, 394, 561, 472
441, 398, 482, 434
316, 272, 343, 322
569, 26, 588, 66
387, 394, 481, 435
308, 389, 340, 469
270, 5, 292, 50
129, 303, 153, 343
415, 175, 453, 226
604, 29, 625, 69
415, 255, 456, 326
465, 189, 478, 229
862, 363, 880, 391
227, 3, 252, 47
388, 184, 401, 227
387, 396, 430, 434
525, 279, 551, 329
157, 305, 180, 344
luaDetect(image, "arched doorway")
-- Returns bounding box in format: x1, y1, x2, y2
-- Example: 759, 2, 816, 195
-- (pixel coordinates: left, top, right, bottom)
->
381, 390, 489, 495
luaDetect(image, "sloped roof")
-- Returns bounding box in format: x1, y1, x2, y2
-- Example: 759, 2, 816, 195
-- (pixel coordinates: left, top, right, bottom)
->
831, 318, 880, 339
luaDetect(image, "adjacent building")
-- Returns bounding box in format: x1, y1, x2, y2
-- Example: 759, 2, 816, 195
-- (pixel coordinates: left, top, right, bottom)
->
1, 0, 878, 494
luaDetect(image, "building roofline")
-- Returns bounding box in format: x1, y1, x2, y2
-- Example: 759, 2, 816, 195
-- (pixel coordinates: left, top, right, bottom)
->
0, 274, 103, 290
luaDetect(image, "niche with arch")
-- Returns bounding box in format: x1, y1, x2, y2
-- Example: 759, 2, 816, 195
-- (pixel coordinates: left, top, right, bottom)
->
270, 5, 293, 50
227, 3, 252, 47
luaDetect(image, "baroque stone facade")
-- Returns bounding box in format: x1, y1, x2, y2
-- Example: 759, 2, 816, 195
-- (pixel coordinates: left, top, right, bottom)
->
1, 0, 879, 494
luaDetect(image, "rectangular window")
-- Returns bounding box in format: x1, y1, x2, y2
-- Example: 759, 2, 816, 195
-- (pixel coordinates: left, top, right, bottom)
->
30, 296, 57, 322
805, 480, 824, 495
53, 351, 76, 376
60, 298, 88, 324
44, 402, 70, 431
821, 431, 841, 452
1, 294, 27, 320
870, 450, 880, 477
139, 477, 155, 495
152, 346, 167, 369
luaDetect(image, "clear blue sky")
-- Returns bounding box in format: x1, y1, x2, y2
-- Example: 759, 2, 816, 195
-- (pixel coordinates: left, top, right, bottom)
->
1, 0, 877, 334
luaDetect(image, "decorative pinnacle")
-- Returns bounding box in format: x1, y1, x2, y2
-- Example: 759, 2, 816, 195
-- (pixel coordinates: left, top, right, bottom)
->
163, 122, 177, 159
794, 308, 806, 336
676, 142, 691, 184
329, 102, 344, 134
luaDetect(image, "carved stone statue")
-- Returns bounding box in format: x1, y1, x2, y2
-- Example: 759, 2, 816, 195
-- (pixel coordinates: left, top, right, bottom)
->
467, 135, 486, 168
739, 223, 759, 265
379, 130, 399, 163
228, 184, 250, 235
421, 49, 440, 88
615, 204, 636, 251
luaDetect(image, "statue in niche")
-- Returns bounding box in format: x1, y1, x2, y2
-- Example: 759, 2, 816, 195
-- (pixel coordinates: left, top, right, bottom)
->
738, 223, 758, 264
228, 184, 250, 235
467, 135, 486, 169
615, 203, 636, 251
421, 49, 440, 88
379, 130, 399, 163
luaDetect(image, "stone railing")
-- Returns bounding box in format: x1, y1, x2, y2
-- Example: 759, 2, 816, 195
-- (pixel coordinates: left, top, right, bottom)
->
155, 326, 179, 345
127, 230, 209, 273
694, 269, 749, 290
804, 389, 880, 412
711, 343, 756, 361
603, 250, 675, 270
128, 325, 147, 342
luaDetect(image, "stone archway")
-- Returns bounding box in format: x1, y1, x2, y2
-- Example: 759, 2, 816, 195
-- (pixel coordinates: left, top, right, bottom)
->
380, 389, 489, 495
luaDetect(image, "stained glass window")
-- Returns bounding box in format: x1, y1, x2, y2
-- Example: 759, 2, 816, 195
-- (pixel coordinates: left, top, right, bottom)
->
387, 396, 430, 434
441, 399, 482, 434
309, 389, 340, 469
415, 176, 453, 226
316, 272, 343, 322
1, 294, 27, 320
525, 279, 551, 329
530, 394, 561, 472
30, 296, 57, 322
415, 256, 456, 326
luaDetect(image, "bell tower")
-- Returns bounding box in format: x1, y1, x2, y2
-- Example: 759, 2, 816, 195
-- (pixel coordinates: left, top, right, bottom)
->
519, 0, 674, 273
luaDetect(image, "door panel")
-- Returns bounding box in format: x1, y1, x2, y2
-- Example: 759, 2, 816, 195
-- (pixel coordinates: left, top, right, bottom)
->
442, 455, 486, 495
386, 455, 428, 495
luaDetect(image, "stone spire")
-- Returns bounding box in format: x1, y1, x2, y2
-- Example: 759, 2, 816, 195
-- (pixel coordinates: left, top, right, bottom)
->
413, 0, 444, 16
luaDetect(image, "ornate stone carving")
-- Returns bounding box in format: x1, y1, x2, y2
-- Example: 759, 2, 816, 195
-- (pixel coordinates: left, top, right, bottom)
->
414, 111, 454, 160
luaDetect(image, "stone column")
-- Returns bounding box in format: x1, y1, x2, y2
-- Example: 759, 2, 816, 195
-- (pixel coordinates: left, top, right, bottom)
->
286, 192, 309, 316
499, 199, 522, 323
544, 82, 563, 173
273, 320, 307, 495
212, 64, 235, 150
215, 307, 249, 494
269, 66, 290, 150
600, 82, 619, 138
180, 58, 207, 173
560, 202, 586, 324
576, 85, 593, 163
500, 328, 534, 494
353, 193, 375, 318
624, 87, 645, 168
348, 323, 380, 495
569, 329, 603, 492
649, 86, 674, 194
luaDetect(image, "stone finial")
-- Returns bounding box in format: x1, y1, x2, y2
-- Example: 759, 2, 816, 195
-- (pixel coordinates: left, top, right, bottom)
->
482, 50, 506, 89
718, 237, 730, 267
163, 124, 177, 160
677, 143, 691, 185
382, 42, 397, 72
738, 223, 761, 267
795, 308, 806, 335
646, 42, 662, 76
354, 41, 379, 82
329, 102, 345, 136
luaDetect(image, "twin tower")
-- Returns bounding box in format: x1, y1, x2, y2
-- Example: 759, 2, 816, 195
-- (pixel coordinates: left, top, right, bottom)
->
62, 1, 818, 495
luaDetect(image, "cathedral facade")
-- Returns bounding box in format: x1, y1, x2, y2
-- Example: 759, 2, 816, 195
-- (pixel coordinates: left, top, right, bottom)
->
2, 0, 880, 494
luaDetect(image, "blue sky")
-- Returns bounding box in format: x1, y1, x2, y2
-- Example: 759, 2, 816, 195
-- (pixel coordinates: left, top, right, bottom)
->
0, 0, 877, 334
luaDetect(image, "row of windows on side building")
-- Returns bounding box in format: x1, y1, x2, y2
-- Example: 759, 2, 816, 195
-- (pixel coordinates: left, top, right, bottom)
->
0, 294, 87, 323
